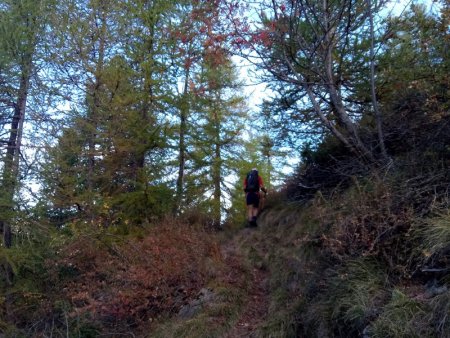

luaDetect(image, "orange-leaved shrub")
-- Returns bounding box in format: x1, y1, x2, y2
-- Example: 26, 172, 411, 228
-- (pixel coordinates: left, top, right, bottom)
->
46, 218, 222, 331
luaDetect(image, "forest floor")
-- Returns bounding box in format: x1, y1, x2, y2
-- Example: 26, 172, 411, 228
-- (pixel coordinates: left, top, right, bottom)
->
221, 228, 270, 338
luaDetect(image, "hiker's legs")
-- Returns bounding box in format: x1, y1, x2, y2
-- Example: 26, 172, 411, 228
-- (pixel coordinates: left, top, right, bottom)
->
246, 192, 260, 225
246, 205, 257, 227
246, 193, 254, 222
251, 206, 258, 218
247, 205, 253, 221
251, 193, 260, 225
253, 192, 261, 219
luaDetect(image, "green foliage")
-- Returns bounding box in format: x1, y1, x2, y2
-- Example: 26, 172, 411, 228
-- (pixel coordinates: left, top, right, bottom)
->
327, 259, 389, 334
108, 183, 174, 225
369, 289, 431, 338
258, 307, 302, 338
42, 50, 172, 226
0, 226, 61, 335
378, 4, 449, 104
70, 321, 100, 338
0, 0, 51, 63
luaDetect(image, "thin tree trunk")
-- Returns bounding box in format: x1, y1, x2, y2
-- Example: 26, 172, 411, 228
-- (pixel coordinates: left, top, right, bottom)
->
86, 6, 106, 222
0, 53, 33, 285
138, 15, 157, 172
322, 11, 375, 164
175, 65, 190, 215
212, 105, 221, 229
306, 86, 355, 152
368, 0, 388, 161
212, 139, 221, 229
280, 2, 375, 164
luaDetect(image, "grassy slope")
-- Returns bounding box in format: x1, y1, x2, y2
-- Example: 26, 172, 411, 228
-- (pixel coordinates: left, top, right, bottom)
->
243, 180, 450, 338
2, 180, 449, 337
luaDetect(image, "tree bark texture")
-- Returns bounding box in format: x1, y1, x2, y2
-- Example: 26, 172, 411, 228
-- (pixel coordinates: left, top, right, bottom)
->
0, 53, 33, 285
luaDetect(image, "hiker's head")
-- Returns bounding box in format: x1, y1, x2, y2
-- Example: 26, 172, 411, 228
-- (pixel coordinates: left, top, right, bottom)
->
252, 168, 258, 174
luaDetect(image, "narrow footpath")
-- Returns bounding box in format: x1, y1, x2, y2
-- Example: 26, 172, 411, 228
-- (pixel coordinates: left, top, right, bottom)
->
221, 229, 271, 338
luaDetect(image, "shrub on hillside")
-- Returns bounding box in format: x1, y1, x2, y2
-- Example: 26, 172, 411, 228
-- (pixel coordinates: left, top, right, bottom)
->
256, 169, 449, 337
326, 259, 389, 335
284, 139, 354, 203
43, 219, 222, 335
369, 289, 432, 338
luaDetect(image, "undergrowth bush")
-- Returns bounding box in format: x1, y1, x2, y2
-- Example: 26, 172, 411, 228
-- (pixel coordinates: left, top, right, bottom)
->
413, 211, 450, 285
1, 217, 223, 336
47, 218, 221, 334
430, 290, 450, 337
369, 289, 431, 338
0, 228, 60, 337
254, 168, 449, 337
423, 211, 450, 256
327, 259, 389, 336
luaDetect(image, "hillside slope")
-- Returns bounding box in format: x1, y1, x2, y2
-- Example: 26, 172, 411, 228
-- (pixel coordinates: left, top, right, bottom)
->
239, 185, 450, 338
1, 185, 449, 338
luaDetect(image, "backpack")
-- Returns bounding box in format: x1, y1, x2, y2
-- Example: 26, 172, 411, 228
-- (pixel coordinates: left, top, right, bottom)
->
246, 170, 260, 192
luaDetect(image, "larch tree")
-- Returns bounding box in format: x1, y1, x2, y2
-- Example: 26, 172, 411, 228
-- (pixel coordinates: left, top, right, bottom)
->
114, 0, 179, 221
168, 0, 208, 214
230, 0, 391, 165
44, 54, 172, 225
43, 0, 125, 223
0, 0, 53, 284
192, 47, 247, 227
166, 0, 249, 218
377, 3, 449, 107
44, 0, 178, 226
122, 0, 176, 170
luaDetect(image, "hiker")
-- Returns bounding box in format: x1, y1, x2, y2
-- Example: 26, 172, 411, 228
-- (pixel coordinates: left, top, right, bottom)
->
244, 168, 267, 227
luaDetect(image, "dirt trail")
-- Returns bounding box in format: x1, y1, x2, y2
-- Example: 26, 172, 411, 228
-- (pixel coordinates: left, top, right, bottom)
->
221, 229, 270, 338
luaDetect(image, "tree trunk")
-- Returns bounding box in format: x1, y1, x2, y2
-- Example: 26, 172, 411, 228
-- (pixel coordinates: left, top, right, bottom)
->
212, 106, 221, 229
212, 141, 221, 229
322, 10, 376, 164
368, 0, 389, 162
0, 53, 33, 285
85, 5, 107, 222
137, 17, 157, 172
175, 65, 191, 215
